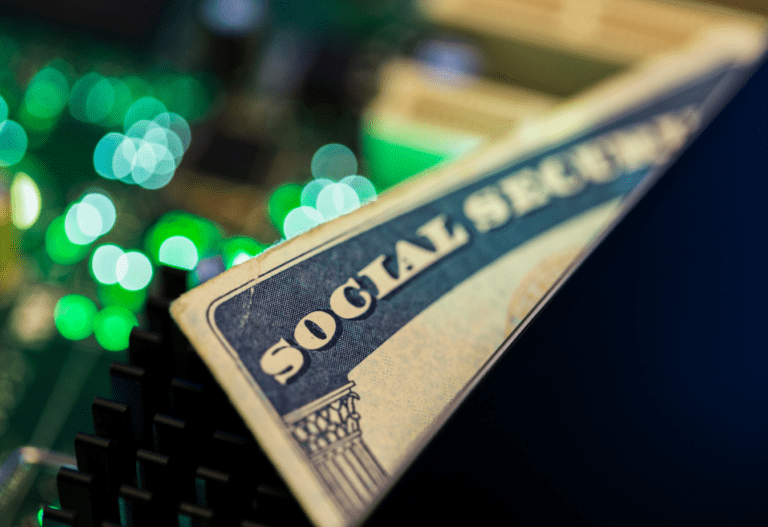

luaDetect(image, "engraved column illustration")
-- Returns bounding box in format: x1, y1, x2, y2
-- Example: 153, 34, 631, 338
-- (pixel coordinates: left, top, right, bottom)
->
284, 382, 387, 517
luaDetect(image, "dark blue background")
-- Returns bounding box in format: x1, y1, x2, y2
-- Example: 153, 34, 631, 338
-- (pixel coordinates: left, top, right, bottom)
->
366, 55, 768, 526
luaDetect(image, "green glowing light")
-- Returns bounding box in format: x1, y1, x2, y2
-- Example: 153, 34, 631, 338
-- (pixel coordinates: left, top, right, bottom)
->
145, 211, 222, 265
54, 294, 97, 340
93, 306, 138, 352
0, 119, 28, 167
186, 74, 214, 122
86, 76, 116, 124
153, 75, 193, 118
124, 97, 167, 131
76, 203, 103, 238
81, 192, 116, 235
65, 202, 101, 244
91, 244, 124, 284
93, 132, 124, 180
340, 175, 377, 203
157, 112, 191, 151
125, 119, 161, 140
316, 182, 360, 221
267, 183, 302, 233
47, 58, 75, 80
93, 106, 189, 189
37, 504, 60, 526
138, 156, 176, 190
104, 77, 133, 127
131, 141, 159, 185
283, 206, 324, 239
159, 235, 199, 270
361, 129, 449, 190
122, 76, 152, 102
71, 74, 131, 126
116, 251, 153, 291
119, 120, 183, 189
10, 172, 41, 230
17, 102, 59, 134
220, 236, 267, 269
112, 136, 138, 181
97, 282, 147, 313
311, 143, 357, 181
141, 143, 176, 187
0, 94, 7, 122
69, 72, 101, 122
300, 178, 332, 208
45, 216, 90, 264
24, 67, 69, 119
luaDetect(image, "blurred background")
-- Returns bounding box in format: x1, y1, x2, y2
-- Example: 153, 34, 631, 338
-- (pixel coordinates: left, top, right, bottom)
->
0, 0, 764, 525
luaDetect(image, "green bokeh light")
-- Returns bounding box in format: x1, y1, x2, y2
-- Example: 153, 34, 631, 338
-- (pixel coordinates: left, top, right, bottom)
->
116, 251, 153, 291
71, 73, 126, 125
315, 182, 360, 221
94, 306, 138, 352
81, 192, 116, 235
124, 97, 167, 131
159, 112, 191, 151
268, 183, 302, 234
0, 119, 28, 167
45, 216, 90, 264
122, 76, 152, 102
300, 178, 332, 208
66, 202, 102, 243
340, 175, 377, 203
54, 294, 97, 340
73, 74, 132, 127
86, 77, 116, 124
220, 236, 268, 269
145, 211, 222, 265
37, 504, 61, 526
311, 143, 357, 181
97, 282, 148, 313
47, 58, 75, 81
283, 206, 324, 239
93, 132, 124, 180
104, 77, 133, 127
111, 136, 138, 182
69, 72, 102, 122
0, 94, 7, 122
130, 140, 163, 185
91, 244, 124, 284
361, 128, 448, 190
17, 102, 58, 134
159, 235, 199, 270
24, 67, 69, 119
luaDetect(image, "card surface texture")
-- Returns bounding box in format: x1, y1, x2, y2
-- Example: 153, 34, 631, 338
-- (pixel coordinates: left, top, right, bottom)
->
171, 27, 766, 527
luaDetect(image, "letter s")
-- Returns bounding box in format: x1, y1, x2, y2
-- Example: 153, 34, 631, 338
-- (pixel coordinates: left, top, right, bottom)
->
260, 338, 304, 385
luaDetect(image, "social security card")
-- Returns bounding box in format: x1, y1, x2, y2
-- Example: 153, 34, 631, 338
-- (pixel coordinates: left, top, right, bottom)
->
171, 28, 766, 527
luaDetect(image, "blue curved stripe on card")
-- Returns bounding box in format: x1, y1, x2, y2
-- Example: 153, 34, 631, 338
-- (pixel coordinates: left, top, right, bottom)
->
212, 64, 740, 416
